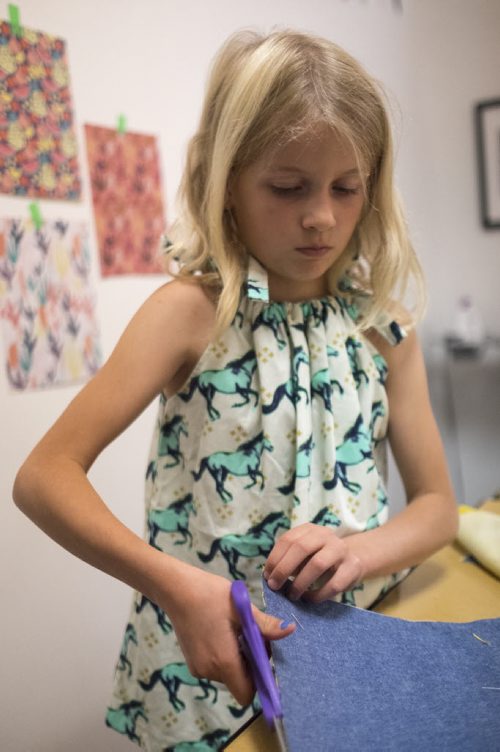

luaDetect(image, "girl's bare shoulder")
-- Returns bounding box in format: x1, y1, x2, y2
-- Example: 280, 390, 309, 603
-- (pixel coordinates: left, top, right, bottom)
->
151, 276, 217, 322
91, 276, 218, 404
149, 278, 218, 396
142, 277, 217, 352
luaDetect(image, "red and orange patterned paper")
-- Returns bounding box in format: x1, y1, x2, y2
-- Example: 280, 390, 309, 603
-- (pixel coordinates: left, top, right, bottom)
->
85, 124, 167, 276
0, 218, 101, 390
0, 22, 81, 200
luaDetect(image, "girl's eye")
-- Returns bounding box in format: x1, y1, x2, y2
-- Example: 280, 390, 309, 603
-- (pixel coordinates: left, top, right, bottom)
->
269, 183, 362, 198
269, 185, 304, 196
333, 185, 361, 197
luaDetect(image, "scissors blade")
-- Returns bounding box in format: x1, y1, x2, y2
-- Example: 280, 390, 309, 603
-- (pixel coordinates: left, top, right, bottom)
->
274, 717, 289, 752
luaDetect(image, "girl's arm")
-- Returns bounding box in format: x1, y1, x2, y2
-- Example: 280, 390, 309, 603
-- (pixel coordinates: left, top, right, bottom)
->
14, 280, 207, 591
264, 330, 458, 602
345, 329, 458, 576
13, 279, 293, 703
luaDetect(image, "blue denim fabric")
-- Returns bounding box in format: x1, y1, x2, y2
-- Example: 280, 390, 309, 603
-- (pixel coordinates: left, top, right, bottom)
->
263, 582, 500, 751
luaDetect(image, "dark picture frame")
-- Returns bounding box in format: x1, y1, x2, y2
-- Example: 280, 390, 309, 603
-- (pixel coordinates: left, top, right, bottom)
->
475, 98, 500, 229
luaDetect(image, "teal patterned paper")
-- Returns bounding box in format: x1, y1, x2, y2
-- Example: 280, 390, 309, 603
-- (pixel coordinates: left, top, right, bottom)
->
0, 218, 101, 389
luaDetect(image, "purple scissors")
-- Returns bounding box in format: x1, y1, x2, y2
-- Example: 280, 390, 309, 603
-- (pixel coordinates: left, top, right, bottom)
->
230, 580, 288, 751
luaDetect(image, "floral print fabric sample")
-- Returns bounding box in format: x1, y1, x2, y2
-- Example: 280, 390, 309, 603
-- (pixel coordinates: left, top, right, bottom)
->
84, 125, 167, 276
0, 22, 81, 199
0, 218, 101, 389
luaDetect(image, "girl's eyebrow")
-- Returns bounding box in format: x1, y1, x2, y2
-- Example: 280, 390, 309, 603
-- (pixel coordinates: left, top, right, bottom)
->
337, 168, 362, 177
267, 165, 362, 177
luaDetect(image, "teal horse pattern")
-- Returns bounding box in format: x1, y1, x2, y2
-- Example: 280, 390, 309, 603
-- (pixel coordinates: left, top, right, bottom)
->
117, 623, 138, 677
158, 415, 188, 468
311, 367, 343, 412
135, 594, 173, 634
345, 336, 370, 388
178, 350, 258, 421
323, 414, 373, 495
251, 303, 288, 348
290, 298, 336, 330
139, 662, 218, 713
364, 484, 389, 531
192, 431, 273, 503
262, 346, 309, 414
370, 400, 386, 437
312, 506, 342, 527
105, 700, 147, 743
198, 511, 291, 579
148, 493, 195, 548
278, 434, 315, 499
108, 256, 409, 750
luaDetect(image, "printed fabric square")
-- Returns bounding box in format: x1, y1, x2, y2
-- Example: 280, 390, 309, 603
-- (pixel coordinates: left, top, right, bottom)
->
84, 124, 167, 276
0, 22, 81, 199
264, 581, 500, 751
0, 218, 101, 389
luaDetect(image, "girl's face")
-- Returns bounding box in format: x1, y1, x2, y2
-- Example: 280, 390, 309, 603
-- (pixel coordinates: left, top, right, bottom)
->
228, 125, 366, 301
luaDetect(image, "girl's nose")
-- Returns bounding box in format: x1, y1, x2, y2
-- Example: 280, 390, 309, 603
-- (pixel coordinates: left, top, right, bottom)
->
301, 195, 336, 232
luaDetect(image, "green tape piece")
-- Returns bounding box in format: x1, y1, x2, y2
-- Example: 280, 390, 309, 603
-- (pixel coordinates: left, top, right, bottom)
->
29, 202, 43, 231
117, 114, 127, 134
8, 4, 22, 37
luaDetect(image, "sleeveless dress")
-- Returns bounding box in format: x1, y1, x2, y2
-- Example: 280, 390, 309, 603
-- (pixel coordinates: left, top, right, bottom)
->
106, 256, 409, 751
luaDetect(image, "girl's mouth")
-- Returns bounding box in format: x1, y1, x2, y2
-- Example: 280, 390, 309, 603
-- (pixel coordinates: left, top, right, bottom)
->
295, 246, 332, 257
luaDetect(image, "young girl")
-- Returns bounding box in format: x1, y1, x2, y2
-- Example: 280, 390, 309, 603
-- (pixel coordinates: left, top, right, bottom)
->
13, 29, 457, 752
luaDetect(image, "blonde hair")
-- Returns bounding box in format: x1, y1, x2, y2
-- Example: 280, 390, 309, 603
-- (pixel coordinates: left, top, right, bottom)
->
166, 28, 425, 334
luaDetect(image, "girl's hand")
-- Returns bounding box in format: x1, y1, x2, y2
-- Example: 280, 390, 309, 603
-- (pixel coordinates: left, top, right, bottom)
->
158, 562, 295, 706
264, 523, 364, 603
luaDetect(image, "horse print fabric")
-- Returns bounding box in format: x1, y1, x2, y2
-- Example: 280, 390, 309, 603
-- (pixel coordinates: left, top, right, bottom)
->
106, 256, 409, 750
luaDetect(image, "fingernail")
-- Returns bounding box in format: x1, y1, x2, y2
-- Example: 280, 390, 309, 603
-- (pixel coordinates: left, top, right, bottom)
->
280, 620, 293, 629
263, 570, 269, 581
267, 578, 278, 590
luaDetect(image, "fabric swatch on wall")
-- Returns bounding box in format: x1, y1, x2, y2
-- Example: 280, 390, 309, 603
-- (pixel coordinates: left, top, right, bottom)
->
84, 124, 167, 276
0, 21, 81, 200
0, 218, 101, 389
264, 581, 500, 752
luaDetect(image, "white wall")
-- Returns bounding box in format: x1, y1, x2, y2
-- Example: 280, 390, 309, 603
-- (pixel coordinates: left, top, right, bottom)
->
403, 3, 500, 341
1, 2, 499, 750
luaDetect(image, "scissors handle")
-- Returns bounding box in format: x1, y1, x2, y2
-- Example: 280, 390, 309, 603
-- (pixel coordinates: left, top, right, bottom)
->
230, 580, 283, 727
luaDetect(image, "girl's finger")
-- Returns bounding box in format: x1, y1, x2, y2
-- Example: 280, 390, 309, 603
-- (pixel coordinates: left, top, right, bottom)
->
265, 538, 323, 590
286, 550, 344, 600
302, 559, 362, 603
223, 647, 257, 706
265, 528, 342, 591
252, 606, 296, 641
264, 525, 311, 574
302, 583, 339, 604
